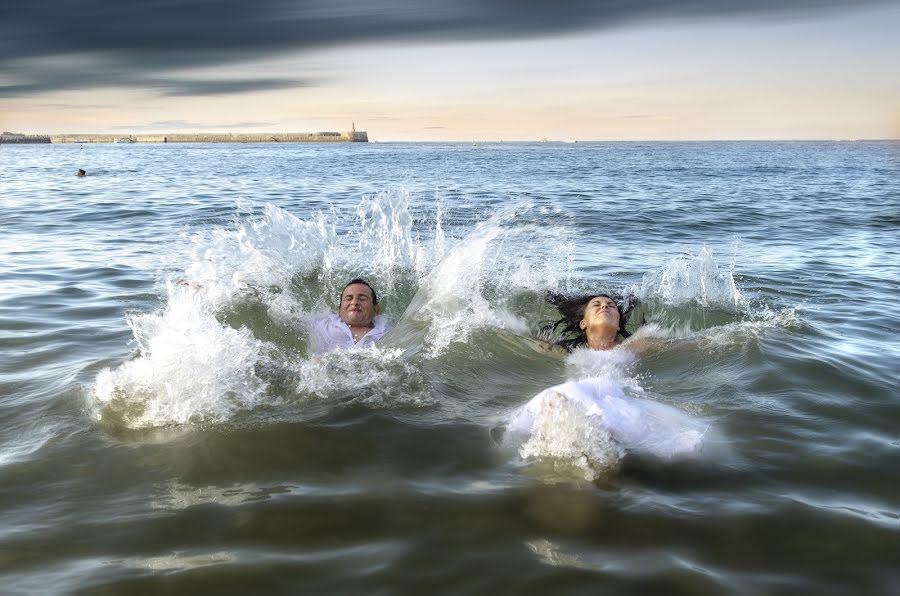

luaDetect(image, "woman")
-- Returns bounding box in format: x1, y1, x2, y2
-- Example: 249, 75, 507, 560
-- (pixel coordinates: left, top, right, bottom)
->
507, 292, 707, 475
541, 291, 657, 355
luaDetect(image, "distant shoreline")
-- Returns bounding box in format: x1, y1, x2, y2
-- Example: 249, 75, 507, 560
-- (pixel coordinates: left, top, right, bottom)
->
0, 131, 368, 144
1, 133, 895, 144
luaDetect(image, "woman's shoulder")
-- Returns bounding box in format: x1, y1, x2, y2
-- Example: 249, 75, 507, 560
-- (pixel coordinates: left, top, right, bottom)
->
620, 325, 670, 357
513, 335, 569, 357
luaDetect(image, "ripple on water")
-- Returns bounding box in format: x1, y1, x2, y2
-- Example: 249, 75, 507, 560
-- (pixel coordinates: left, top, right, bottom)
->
1, 142, 898, 594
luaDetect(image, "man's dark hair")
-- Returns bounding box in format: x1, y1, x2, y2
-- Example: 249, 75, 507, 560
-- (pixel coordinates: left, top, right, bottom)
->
541, 291, 639, 352
342, 278, 378, 305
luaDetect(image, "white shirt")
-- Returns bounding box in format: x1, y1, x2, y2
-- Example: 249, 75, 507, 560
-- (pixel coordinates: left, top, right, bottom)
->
304, 313, 389, 355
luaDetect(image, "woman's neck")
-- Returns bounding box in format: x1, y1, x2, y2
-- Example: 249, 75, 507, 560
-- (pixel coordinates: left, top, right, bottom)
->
586, 328, 618, 351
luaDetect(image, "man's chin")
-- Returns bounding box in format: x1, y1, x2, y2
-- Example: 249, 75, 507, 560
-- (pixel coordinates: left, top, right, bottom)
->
342, 315, 371, 326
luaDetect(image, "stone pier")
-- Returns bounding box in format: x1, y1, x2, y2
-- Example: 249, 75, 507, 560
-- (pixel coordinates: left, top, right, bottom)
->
2, 131, 368, 144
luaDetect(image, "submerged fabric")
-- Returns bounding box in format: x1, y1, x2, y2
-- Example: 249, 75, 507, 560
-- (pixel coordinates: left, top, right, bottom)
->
305, 314, 390, 355
509, 348, 708, 460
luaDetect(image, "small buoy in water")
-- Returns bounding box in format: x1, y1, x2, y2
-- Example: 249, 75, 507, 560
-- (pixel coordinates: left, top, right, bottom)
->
76, 169, 86, 177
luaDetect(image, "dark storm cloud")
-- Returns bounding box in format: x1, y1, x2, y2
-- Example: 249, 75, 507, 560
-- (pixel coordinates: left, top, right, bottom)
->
0, 64, 313, 98
150, 77, 313, 97
0, 0, 889, 97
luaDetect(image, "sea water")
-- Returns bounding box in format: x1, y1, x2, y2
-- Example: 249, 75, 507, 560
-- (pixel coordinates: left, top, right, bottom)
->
1, 141, 898, 594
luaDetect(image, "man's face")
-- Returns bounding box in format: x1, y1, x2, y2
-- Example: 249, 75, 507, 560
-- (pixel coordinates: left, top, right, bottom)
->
339, 283, 380, 327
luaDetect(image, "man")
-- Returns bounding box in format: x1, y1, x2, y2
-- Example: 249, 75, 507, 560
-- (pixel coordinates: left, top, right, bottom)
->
306, 279, 389, 354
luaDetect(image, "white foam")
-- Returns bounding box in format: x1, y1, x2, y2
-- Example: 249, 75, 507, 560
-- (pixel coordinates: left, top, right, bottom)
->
125, 551, 237, 572
564, 346, 639, 382
700, 306, 803, 348
285, 347, 434, 408
525, 539, 597, 571
93, 282, 268, 427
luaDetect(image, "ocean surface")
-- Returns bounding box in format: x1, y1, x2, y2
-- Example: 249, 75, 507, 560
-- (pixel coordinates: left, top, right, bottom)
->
1, 141, 897, 595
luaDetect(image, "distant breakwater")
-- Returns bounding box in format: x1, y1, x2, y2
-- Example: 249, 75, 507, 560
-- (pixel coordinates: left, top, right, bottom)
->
1, 131, 368, 144
0, 132, 50, 144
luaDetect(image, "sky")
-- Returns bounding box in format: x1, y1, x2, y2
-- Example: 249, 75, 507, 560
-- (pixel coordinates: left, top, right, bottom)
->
1, 0, 898, 141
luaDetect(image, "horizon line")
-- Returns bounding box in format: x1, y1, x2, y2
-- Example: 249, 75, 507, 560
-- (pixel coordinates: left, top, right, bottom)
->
2, 131, 897, 143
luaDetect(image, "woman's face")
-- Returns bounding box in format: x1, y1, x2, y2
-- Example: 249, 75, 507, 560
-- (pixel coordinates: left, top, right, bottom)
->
580, 295, 620, 331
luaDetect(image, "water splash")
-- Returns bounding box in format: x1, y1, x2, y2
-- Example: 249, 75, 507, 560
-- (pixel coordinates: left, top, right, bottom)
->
178, 188, 445, 315
93, 282, 268, 427
183, 203, 336, 311
92, 192, 576, 428
640, 246, 744, 308
91, 195, 765, 433
700, 306, 803, 348
354, 189, 434, 283
399, 202, 573, 356
283, 347, 434, 408
565, 346, 640, 383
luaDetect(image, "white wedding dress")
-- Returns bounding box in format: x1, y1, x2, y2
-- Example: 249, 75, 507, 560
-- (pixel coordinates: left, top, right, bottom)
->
506, 348, 709, 466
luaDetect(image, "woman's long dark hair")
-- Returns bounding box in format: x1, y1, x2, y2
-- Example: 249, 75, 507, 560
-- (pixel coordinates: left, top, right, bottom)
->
542, 292, 640, 352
